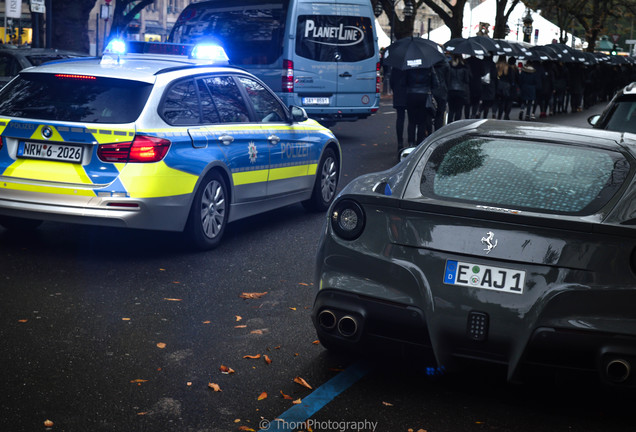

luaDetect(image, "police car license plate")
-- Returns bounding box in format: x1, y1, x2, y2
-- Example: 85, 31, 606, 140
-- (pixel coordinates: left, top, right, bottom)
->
302, 97, 330, 106
443, 260, 525, 294
18, 142, 83, 163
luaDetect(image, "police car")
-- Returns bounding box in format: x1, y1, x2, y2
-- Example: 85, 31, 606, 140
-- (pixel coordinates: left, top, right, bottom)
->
0, 40, 341, 249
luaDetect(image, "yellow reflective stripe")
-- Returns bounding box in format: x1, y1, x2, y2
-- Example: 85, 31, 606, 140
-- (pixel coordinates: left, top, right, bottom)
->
3, 159, 92, 184
232, 169, 268, 186
233, 163, 318, 185
117, 161, 198, 198
268, 164, 309, 181
0, 181, 95, 196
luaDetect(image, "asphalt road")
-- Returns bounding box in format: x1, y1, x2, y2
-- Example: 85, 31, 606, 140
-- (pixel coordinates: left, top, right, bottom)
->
2, 98, 636, 432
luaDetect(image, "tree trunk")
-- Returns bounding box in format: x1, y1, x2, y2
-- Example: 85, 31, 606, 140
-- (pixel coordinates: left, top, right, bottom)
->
51, 0, 97, 53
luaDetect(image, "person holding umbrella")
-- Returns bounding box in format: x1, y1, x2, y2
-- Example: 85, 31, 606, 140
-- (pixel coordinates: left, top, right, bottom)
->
389, 66, 408, 152
383, 37, 445, 152
405, 62, 440, 146
447, 54, 471, 123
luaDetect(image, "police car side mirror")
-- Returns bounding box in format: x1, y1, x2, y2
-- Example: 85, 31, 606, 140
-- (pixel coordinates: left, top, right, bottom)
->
588, 114, 600, 127
290, 105, 308, 123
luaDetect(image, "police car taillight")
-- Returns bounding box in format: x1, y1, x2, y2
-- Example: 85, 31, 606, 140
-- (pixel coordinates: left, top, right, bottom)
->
283, 59, 294, 93
98, 135, 170, 163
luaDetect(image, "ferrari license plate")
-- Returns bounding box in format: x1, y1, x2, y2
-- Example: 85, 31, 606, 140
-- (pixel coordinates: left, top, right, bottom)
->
18, 142, 83, 163
302, 97, 330, 106
443, 260, 525, 294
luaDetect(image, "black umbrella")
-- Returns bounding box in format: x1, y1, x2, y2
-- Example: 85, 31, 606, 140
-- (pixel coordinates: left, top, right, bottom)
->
384, 37, 447, 70
494, 39, 523, 57
530, 46, 558, 61
444, 38, 488, 56
468, 36, 503, 54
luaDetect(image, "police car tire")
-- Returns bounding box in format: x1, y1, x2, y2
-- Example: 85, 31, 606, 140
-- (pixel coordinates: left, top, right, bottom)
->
186, 170, 228, 250
303, 147, 338, 212
0, 216, 43, 231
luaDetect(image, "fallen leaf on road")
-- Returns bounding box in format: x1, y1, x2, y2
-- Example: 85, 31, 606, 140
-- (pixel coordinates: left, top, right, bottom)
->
235, 325, 247, 328
44, 420, 54, 427
264, 355, 272, 365
238, 427, 255, 431
257, 392, 268, 400
130, 379, 148, 383
293, 377, 312, 389
289, 307, 297, 311
243, 354, 261, 359
250, 329, 264, 335
202, 321, 211, 324
163, 298, 182, 301
280, 390, 293, 400
312, 340, 320, 344
18, 319, 28, 323
220, 365, 235, 374
121, 318, 131, 321
293, 398, 302, 404
208, 382, 222, 392
235, 315, 242, 322
186, 382, 192, 386
239, 292, 268, 299
299, 282, 309, 286
382, 401, 394, 406
156, 342, 166, 349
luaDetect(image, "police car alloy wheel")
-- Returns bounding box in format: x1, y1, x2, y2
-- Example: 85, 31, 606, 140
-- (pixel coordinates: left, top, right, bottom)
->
303, 148, 338, 211
186, 171, 228, 250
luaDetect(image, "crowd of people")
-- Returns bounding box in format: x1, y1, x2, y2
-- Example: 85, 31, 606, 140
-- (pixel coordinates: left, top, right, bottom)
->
383, 51, 636, 154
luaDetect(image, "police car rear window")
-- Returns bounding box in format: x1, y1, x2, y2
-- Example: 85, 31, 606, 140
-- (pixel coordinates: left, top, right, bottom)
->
420, 137, 630, 215
0, 73, 152, 123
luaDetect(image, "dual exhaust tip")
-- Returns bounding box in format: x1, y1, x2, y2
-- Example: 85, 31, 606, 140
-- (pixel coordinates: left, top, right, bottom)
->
605, 358, 631, 384
318, 309, 358, 338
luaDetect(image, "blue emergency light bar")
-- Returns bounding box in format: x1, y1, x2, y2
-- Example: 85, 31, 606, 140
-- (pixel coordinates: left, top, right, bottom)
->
102, 39, 230, 65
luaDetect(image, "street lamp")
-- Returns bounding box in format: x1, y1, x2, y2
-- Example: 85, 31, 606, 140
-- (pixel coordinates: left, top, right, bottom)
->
522, 9, 533, 44
374, 0, 414, 43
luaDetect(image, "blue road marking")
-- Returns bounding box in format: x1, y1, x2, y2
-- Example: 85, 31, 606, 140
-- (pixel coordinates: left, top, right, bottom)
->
262, 361, 373, 431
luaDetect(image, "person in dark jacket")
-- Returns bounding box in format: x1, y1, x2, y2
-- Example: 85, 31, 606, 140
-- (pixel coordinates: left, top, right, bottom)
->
479, 53, 497, 118
551, 61, 568, 114
390, 67, 408, 152
494, 55, 514, 120
433, 59, 450, 131
447, 54, 470, 123
465, 55, 483, 118
518, 62, 539, 120
405, 66, 439, 146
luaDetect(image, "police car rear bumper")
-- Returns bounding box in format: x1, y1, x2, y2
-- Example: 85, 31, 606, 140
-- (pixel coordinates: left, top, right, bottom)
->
0, 188, 191, 232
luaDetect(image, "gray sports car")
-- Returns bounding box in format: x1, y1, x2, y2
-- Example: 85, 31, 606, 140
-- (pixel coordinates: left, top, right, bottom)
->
312, 119, 636, 385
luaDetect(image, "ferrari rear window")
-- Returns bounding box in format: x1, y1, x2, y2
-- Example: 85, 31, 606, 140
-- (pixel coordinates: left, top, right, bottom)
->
0, 72, 152, 123
421, 137, 630, 215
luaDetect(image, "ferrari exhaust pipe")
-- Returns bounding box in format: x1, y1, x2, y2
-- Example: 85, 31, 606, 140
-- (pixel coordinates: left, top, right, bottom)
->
318, 310, 337, 330
337, 315, 358, 338
605, 359, 631, 383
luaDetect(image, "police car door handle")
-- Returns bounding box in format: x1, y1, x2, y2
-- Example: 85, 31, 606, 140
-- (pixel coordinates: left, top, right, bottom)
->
268, 134, 280, 145
218, 134, 234, 145
339, 72, 352, 78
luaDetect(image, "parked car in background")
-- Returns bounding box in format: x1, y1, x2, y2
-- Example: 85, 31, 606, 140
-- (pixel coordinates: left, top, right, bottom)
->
313, 119, 636, 386
0, 47, 90, 87
588, 82, 636, 134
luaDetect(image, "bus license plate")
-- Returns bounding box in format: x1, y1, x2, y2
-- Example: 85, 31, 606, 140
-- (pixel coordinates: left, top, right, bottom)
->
18, 142, 83, 163
443, 260, 525, 294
